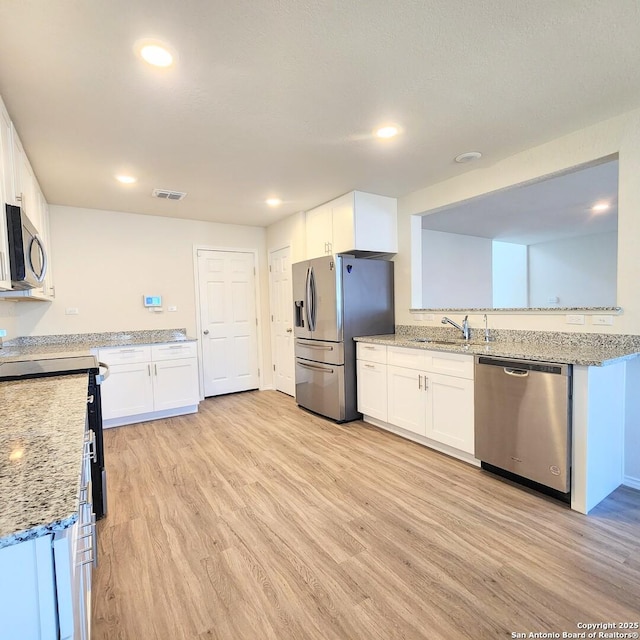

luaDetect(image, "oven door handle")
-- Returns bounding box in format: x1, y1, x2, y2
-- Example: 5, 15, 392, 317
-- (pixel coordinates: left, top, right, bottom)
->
96, 362, 110, 383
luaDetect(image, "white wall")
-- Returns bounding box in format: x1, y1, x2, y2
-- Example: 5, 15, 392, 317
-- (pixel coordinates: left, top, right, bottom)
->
528, 232, 617, 308
0, 301, 19, 339
399, 106, 640, 334
266, 211, 306, 263
12, 205, 273, 387
421, 230, 492, 308
492, 241, 528, 308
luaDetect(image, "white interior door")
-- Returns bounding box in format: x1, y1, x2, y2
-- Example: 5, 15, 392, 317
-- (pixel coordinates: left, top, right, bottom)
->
269, 246, 295, 396
198, 250, 259, 397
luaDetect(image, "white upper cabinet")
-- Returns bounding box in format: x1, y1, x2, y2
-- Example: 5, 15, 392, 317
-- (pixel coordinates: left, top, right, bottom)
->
12, 129, 39, 230
305, 190, 397, 259
305, 202, 334, 259
0, 99, 11, 290
0, 93, 55, 299
0, 98, 15, 205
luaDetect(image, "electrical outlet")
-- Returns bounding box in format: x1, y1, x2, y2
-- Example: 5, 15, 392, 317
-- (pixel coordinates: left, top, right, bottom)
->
592, 315, 614, 326
423, 314, 435, 321
65, 307, 79, 315
168, 305, 177, 312
566, 314, 585, 325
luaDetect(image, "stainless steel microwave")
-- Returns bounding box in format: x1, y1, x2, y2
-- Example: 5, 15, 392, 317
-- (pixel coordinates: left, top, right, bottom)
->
5, 204, 47, 290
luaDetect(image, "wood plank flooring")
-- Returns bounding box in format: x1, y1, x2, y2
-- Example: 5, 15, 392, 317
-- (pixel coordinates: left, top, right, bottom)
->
92, 391, 640, 640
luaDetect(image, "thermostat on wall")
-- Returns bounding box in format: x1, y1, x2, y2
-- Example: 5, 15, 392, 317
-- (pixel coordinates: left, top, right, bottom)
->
143, 295, 162, 307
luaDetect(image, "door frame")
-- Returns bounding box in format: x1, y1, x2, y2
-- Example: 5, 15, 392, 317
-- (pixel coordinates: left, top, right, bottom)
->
193, 245, 265, 400
268, 244, 294, 396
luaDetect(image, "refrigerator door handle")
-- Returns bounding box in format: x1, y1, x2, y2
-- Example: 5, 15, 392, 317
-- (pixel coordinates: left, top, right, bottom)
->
297, 361, 334, 374
308, 266, 317, 332
305, 267, 312, 330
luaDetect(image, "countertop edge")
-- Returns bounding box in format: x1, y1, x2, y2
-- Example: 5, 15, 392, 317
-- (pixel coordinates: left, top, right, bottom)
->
353, 335, 640, 367
0, 512, 78, 550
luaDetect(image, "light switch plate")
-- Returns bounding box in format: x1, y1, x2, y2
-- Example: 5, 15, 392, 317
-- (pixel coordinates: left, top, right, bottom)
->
592, 315, 614, 326
65, 307, 79, 315
566, 314, 585, 325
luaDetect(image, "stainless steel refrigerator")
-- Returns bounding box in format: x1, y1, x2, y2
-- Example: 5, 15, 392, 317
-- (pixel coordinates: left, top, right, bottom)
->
293, 255, 394, 422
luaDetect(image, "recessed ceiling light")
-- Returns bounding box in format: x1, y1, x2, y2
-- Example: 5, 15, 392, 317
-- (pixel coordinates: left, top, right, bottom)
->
139, 43, 174, 67
375, 125, 400, 139
591, 202, 610, 213
455, 151, 482, 163
115, 175, 137, 184
266, 198, 282, 207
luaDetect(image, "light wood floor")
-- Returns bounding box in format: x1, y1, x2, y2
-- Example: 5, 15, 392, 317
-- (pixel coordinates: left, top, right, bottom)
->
92, 391, 640, 640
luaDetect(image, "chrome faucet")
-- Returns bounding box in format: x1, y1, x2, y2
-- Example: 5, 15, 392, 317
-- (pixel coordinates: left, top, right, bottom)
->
441, 315, 470, 341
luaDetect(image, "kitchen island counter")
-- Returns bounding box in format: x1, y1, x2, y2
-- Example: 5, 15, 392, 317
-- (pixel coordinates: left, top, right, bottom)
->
354, 333, 640, 367
0, 328, 197, 363
0, 374, 88, 548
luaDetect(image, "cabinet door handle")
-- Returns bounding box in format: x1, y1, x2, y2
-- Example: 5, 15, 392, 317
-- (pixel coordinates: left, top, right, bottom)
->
418, 374, 422, 390
424, 376, 429, 391
364, 363, 375, 369
147, 364, 151, 376
154, 364, 158, 376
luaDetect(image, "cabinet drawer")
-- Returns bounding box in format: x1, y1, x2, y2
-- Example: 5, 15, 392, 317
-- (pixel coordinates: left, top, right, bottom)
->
98, 345, 151, 365
151, 342, 197, 361
357, 342, 387, 364
387, 346, 429, 370
427, 351, 474, 379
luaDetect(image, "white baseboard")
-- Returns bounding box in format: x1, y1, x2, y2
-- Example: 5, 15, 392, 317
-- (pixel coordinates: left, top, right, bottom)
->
103, 404, 199, 429
623, 475, 640, 491
363, 416, 480, 467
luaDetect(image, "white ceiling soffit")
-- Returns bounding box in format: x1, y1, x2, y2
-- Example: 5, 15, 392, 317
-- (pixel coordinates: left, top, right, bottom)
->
420, 158, 619, 245
0, 1, 639, 227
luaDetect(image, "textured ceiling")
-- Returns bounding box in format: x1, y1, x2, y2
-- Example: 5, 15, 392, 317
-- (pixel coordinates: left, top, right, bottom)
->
0, 1, 639, 227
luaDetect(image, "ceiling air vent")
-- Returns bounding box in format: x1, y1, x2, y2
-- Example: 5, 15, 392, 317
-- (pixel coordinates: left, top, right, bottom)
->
151, 188, 187, 201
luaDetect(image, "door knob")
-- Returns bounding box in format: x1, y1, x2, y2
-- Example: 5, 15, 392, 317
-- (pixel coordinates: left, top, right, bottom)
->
203, 329, 209, 335
286, 328, 292, 333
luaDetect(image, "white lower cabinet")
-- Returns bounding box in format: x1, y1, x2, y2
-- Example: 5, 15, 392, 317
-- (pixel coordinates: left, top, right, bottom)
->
387, 364, 427, 435
98, 342, 200, 427
356, 343, 389, 421
425, 372, 474, 453
0, 430, 95, 640
357, 343, 476, 460
0, 534, 57, 640
101, 361, 154, 420
357, 360, 388, 422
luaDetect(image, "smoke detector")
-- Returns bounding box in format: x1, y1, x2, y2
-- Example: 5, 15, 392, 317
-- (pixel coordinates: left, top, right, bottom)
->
152, 188, 186, 201
454, 151, 482, 164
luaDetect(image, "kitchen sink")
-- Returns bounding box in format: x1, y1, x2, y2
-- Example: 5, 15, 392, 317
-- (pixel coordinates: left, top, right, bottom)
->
410, 338, 465, 345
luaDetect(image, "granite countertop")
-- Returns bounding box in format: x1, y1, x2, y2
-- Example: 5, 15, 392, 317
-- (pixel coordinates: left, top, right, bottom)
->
0, 329, 197, 363
0, 374, 89, 549
354, 334, 640, 366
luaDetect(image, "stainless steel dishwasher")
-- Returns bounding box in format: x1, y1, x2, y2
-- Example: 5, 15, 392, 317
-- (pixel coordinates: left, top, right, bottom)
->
474, 356, 572, 497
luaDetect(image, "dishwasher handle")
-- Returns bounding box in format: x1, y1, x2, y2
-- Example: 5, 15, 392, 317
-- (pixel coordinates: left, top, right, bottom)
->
504, 368, 529, 377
